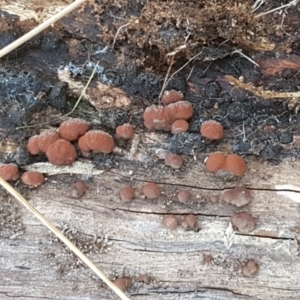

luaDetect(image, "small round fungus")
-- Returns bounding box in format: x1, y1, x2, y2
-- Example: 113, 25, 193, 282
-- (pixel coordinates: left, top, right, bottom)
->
210, 194, 219, 203
115, 123, 134, 140
143, 105, 171, 131
231, 212, 256, 233
38, 130, 60, 152
84, 130, 115, 154
223, 187, 252, 207
113, 277, 132, 291
21, 171, 44, 187
120, 186, 135, 202
46, 139, 77, 165
166, 101, 193, 123
177, 190, 190, 203
171, 119, 189, 134
165, 153, 183, 169
27, 135, 40, 155
161, 90, 183, 105
200, 120, 224, 140
137, 274, 151, 284
142, 182, 161, 199
163, 214, 179, 230
71, 182, 86, 199
223, 154, 247, 176
78, 135, 90, 154
205, 152, 226, 173
58, 118, 89, 141
242, 260, 258, 277
0, 164, 20, 181
181, 214, 199, 231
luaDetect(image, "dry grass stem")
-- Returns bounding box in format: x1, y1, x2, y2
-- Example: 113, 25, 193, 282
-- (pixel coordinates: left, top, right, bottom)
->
0, 0, 87, 59
254, 0, 298, 18
0, 177, 130, 300
226, 75, 300, 99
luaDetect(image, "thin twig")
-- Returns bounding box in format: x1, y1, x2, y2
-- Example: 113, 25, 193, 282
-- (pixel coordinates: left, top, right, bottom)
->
158, 49, 204, 100
230, 49, 260, 68
0, 177, 130, 300
112, 23, 130, 48
0, 0, 87, 59
254, 0, 298, 18
16, 61, 99, 130
158, 56, 175, 101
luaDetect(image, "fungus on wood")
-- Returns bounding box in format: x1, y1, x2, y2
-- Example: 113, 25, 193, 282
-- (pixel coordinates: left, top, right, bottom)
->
113, 277, 132, 291
115, 123, 134, 140
161, 90, 183, 105
162, 215, 179, 230
223, 187, 252, 207
200, 120, 224, 140
181, 214, 199, 231
119, 186, 135, 202
38, 130, 60, 152
206, 152, 247, 177
71, 182, 86, 199
27, 135, 41, 155
142, 182, 161, 199
0, 164, 20, 181
46, 139, 77, 165
177, 190, 191, 203
83, 130, 115, 154
231, 212, 256, 233
58, 118, 89, 141
21, 171, 45, 187
171, 119, 189, 134
165, 153, 183, 169
242, 260, 259, 277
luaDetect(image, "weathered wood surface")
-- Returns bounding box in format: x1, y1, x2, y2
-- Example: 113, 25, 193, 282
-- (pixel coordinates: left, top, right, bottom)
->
1, 1, 300, 300
0, 146, 299, 300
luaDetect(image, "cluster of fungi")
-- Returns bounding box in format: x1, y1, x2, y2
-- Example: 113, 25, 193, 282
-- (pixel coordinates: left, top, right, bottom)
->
0, 89, 258, 289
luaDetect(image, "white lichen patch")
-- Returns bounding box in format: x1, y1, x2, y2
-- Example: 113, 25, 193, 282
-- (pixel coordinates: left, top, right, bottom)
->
23, 161, 105, 176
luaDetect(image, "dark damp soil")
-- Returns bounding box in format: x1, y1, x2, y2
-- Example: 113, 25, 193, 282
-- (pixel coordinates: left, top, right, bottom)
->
1, 1, 300, 168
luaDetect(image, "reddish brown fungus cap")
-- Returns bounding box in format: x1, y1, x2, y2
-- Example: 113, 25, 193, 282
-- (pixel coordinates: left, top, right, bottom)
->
38, 130, 60, 152
84, 130, 115, 154
78, 135, 90, 154
27, 135, 40, 155
0, 164, 20, 181
142, 182, 161, 199
58, 118, 89, 141
242, 260, 258, 277
166, 101, 193, 123
120, 186, 135, 202
231, 212, 256, 233
46, 139, 77, 165
115, 123, 134, 140
205, 152, 226, 173
21, 171, 44, 186
200, 120, 224, 140
171, 119, 189, 134
181, 214, 199, 230
177, 190, 190, 203
223, 187, 252, 207
113, 277, 132, 291
162, 215, 179, 230
137, 274, 151, 284
165, 153, 183, 169
161, 90, 183, 105
143, 105, 171, 131
71, 182, 86, 199
223, 154, 247, 176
